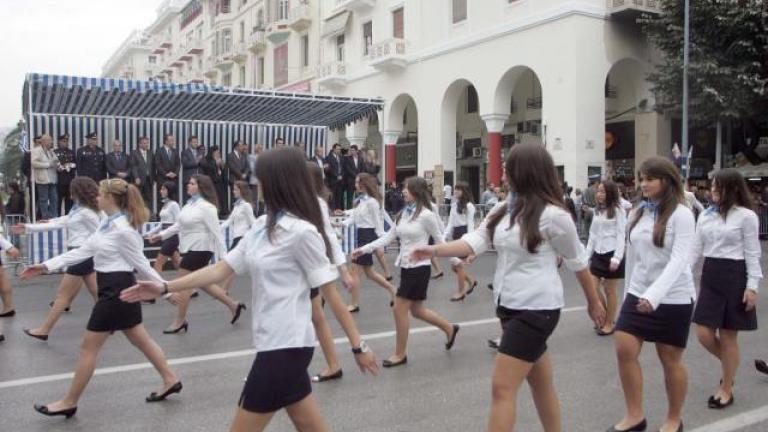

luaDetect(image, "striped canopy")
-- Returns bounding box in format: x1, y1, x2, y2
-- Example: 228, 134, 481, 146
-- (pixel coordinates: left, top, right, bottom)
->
23, 73, 383, 130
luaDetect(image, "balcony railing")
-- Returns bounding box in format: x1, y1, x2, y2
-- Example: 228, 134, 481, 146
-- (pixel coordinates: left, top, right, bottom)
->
317, 61, 348, 88
266, 20, 291, 44
369, 38, 407, 71
607, 0, 661, 19
336, 0, 376, 11
248, 30, 267, 52
185, 38, 204, 55
288, 4, 312, 31
232, 42, 248, 63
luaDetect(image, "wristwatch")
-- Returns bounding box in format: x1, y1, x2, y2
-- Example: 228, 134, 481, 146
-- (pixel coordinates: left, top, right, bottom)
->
161, 282, 169, 295
351, 340, 370, 355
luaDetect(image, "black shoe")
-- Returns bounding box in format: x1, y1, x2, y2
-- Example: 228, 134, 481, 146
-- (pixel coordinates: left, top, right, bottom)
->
450, 294, 466, 302
312, 369, 343, 383
596, 327, 616, 336
231, 303, 247, 325
348, 305, 360, 313
382, 356, 407, 368
606, 419, 647, 432
467, 281, 477, 296
708, 394, 734, 409
487, 283, 494, 291
756, 359, 768, 375
190, 291, 199, 298
0, 309, 16, 317
431, 272, 444, 280
50, 302, 70, 312
23, 328, 48, 341
488, 338, 500, 349
146, 381, 183, 402
0, 334, 4, 342
34, 404, 77, 418
445, 324, 460, 350
163, 322, 188, 334
385, 276, 393, 282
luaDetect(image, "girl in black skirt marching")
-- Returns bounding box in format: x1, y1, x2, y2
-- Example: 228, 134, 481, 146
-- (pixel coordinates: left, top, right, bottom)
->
145, 181, 182, 274
609, 157, 696, 432
21, 178, 181, 419
691, 168, 761, 409
585, 180, 627, 335
443, 181, 478, 302
220, 181, 256, 294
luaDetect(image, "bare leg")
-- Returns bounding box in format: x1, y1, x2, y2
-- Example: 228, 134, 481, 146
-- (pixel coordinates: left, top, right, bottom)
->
362, 266, 396, 299
123, 324, 178, 394
696, 324, 721, 358
169, 269, 192, 329
153, 254, 169, 274
487, 352, 535, 431
230, 407, 277, 432
390, 297, 411, 361
656, 343, 687, 432
29, 275, 83, 336
374, 248, 392, 280
526, 351, 562, 432
285, 393, 329, 432
716, 330, 739, 401
348, 264, 362, 309
451, 263, 467, 300
223, 275, 235, 295
0, 268, 13, 313
430, 256, 443, 275
612, 331, 646, 429
410, 301, 453, 338
171, 251, 181, 270
83, 273, 98, 300
200, 283, 240, 314
311, 295, 341, 376
601, 279, 619, 332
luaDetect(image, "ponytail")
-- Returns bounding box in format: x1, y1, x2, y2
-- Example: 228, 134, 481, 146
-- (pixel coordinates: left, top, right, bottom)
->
123, 184, 149, 229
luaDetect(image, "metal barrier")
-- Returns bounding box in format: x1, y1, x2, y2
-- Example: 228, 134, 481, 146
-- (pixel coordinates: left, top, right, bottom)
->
759, 205, 768, 240
3, 214, 28, 275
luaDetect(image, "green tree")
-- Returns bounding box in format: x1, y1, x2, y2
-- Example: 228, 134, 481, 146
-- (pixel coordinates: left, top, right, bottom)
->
1, 125, 25, 184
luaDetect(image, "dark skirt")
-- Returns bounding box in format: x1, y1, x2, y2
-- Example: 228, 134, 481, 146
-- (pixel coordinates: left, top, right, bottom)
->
66, 257, 94, 276
180, 251, 213, 272
589, 251, 625, 279
310, 287, 320, 300
693, 258, 757, 331
496, 306, 561, 363
396, 265, 431, 301
239, 347, 314, 413
452, 226, 468, 260
160, 234, 180, 256
230, 236, 243, 251
86, 272, 141, 332
615, 294, 694, 348
353, 228, 377, 267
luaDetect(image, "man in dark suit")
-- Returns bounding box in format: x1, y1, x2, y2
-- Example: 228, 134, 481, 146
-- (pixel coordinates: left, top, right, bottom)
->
106, 140, 130, 180
311, 145, 326, 174
227, 140, 250, 185
76, 132, 106, 182
342, 144, 362, 209
54, 133, 76, 214
324, 143, 344, 210
181, 135, 205, 202
154, 134, 180, 210
129, 136, 154, 209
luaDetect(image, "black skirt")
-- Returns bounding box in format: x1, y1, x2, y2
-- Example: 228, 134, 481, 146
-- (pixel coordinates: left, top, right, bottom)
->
693, 258, 757, 331
239, 347, 314, 413
160, 234, 180, 256
180, 251, 213, 272
86, 272, 141, 332
66, 257, 94, 276
452, 226, 468, 260
589, 251, 625, 279
353, 228, 377, 267
396, 265, 431, 301
496, 306, 561, 363
310, 287, 320, 300
615, 294, 694, 348
230, 236, 243, 251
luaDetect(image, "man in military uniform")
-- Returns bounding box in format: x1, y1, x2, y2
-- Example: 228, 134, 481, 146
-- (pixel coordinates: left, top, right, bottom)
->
54, 133, 77, 214
76, 132, 106, 182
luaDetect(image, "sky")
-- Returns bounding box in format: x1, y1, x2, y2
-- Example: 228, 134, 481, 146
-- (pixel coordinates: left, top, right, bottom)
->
0, 0, 161, 129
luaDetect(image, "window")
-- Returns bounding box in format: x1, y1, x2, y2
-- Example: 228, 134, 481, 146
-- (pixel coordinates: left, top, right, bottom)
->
222, 28, 232, 53
336, 34, 345, 62
148, 56, 157, 64
258, 57, 265, 85
452, 0, 467, 23
362, 21, 373, 56
393, 8, 404, 38
301, 35, 310, 68
467, 86, 478, 113
239, 21, 245, 42
256, 10, 264, 29
278, 0, 289, 20
211, 39, 217, 56
274, 43, 288, 86
239, 65, 246, 86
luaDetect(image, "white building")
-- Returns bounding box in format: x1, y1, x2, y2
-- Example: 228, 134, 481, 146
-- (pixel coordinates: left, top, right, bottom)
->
103, 0, 670, 193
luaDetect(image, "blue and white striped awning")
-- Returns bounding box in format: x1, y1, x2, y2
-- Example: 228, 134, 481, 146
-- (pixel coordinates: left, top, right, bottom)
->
23, 73, 383, 130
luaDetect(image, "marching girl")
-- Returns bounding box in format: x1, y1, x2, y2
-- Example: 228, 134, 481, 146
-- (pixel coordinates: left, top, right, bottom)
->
21, 178, 181, 418
352, 176, 460, 368
584, 180, 627, 336
0, 231, 20, 342
149, 174, 246, 334
690, 169, 761, 409
220, 181, 256, 294
443, 181, 478, 301
15, 177, 101, 341
145, 182, 182, 274
336, 173, 396, 312
609, 157, 696, 432
121, 147, 378, 431
412, 143, 605, 430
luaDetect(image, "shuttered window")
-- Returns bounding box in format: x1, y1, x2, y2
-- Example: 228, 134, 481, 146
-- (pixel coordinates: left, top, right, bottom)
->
393, 8, 404, 38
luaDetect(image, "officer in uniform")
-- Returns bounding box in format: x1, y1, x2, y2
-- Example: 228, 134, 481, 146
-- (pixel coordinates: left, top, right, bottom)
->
54, 133, 77, 214
76, 132, 106, 182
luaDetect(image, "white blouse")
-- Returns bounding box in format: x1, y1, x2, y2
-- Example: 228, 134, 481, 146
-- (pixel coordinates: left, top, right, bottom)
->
361, 206, 443, 268
691, 206, 762, 291
444, 201, 475, 241
0, 234, 14, 251
221, 199, 257, 239
319, 197, 346, 266
626, 204, 696, 309
25, 206, 101, 248
343, 195, 384, 234
585, 206, 627, 264
159, 197, 226, 257
44, 213, 163, 282
224, 214, 338, 353
464, 204, 588, 310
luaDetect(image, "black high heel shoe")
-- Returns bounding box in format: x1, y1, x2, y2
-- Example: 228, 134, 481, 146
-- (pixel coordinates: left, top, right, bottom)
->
467, 281, 477, 296
163, 322, 188, 334
23, 328, 49, 341
0, 334, 4, 342
312, 369, 343, 383
755, 359, 768, 375
231, 303, 247, 324
0, 309, 16, 317
606, 418, 647, 432
449, 294, 466, 302
431, 272, 444, 280
146, 381, 183, 402
34, 404, 77, 418
445, 324, 460, 350
382, 356, 407, 368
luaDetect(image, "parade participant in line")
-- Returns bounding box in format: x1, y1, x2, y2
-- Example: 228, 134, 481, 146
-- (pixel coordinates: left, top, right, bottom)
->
428, 199, 446, 280
149, 174, 246, 334
336, 173, 396, 312
15, 177, 101, 340
21, 178, 181, 419
412, 143, 605, 431
690, 169, 761, 409
584, 180, 627, 336
352, 176, 460, 368
145, 182, 182, 274
121, 147, 379, 432
0, 226, 21, 320
608, 157, 696, 432
220, 181, 256, 294
443, 181, 478, 301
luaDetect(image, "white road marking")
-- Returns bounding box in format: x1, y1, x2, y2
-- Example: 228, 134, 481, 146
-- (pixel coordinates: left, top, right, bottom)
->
688, 406, 768, 432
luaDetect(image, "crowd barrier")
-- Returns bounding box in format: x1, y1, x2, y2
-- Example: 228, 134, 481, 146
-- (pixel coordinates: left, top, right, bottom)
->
759, 205, 768, 240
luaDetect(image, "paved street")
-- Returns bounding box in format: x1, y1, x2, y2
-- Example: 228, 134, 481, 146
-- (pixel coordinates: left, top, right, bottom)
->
1, 248, 768, 432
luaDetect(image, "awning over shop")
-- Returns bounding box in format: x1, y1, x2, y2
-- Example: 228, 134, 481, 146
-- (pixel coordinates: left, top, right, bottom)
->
322, 11, 350, 38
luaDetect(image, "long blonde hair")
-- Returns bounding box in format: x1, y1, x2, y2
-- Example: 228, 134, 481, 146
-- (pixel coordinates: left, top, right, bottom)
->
99, 179, 148, 229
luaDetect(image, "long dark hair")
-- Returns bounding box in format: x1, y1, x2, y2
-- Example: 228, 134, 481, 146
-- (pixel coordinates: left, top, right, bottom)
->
357, 173, 382, 204
454, 181, 473, 214
161, 181, 177, 201
396, 177, 432, 223
628, 157, 683, 248
234, 181, 253, 204
712, 168, 754, 219
69, 177, 99, 212
597, 180, 619, 220
256, 147, 332, 260
306, 162, 330, 202
191, 174, 219, 209
487, 143, 565, 253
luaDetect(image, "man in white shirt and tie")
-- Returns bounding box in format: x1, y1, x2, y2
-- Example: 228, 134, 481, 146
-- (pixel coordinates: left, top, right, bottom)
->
129, 136, 154, 209
31, 134, 59, 219
106, 140, 129, 180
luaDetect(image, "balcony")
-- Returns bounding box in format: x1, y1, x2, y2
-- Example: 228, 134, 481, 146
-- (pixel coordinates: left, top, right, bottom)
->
336, 0, 375, 12
266, 20, 290, 44
214, 53, 234, 70
607, 0, 661, 20
204, 57, 218, 78
317, 61, 348, 89
186, 39, 204, 55
232, 42, 248, 63
288, 4, 312, 32
368, 38, 407, 71
248, 30, 267, 53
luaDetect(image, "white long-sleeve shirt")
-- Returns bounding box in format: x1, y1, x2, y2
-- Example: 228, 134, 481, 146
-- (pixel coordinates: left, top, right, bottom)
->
361, 206, 443, 268
146, 200, 181, 236
342, 195, 384, 235
25, 206, 101, 248
159, 197, 226, 257
0, 234, 14, 250
44, 213, 163, 283
444, 201, 475, 241
463, 204, 588, 310
221, 199, 257, 239
626, 204, 696, 309
585, 205, 627, 264
690, 206, 762, 291
319, 197, 346, 266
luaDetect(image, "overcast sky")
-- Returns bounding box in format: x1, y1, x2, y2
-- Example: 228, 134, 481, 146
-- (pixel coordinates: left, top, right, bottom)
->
0, 0, 161, 128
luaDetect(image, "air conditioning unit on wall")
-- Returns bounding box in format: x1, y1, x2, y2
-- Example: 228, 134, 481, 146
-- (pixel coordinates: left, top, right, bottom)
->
472, 147, 482, 158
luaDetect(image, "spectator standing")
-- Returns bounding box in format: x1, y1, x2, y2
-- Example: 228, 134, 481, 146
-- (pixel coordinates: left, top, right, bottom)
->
31, 134, 59, 219
76, 132, 106, 183
54, 134, 76, 214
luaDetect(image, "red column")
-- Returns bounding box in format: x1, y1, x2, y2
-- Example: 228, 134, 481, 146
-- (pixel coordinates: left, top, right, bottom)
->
385, 144, 396, 184
487, 132, 502, 185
